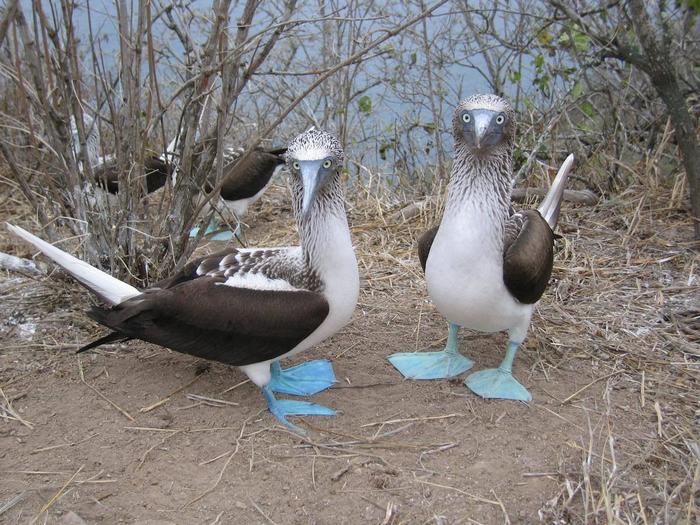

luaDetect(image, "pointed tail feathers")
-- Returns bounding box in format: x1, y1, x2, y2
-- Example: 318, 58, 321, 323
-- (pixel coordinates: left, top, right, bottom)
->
77, 330, 130, 353
538, 154, 575, 230
6, 224, 140, 306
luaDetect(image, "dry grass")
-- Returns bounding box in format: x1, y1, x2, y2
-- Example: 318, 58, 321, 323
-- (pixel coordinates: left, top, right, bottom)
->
358, 166, 697, 522
0, 156, 698, 523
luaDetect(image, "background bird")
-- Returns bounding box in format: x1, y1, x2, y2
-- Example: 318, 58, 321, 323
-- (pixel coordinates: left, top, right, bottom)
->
189, 145, 287, 242
92, 156, 174, 195
7, 128, 359, 432
70, 103, 284, 241
70, 113, 174, 197
389, 94, 573, 402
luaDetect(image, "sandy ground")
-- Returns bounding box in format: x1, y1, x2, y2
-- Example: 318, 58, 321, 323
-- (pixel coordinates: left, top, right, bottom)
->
0, 184, 697, 524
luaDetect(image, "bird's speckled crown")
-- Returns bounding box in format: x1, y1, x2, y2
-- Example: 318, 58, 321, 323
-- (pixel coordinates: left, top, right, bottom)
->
456, 94, 513, 115
287, 128, 345, 165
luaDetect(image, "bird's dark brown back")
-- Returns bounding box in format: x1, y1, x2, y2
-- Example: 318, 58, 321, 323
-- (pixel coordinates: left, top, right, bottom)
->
219, 149, 286, 201
144, 157, 173, 193
93, 156, 172, 195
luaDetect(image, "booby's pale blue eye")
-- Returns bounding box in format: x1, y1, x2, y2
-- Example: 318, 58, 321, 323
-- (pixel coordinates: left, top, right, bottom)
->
462, 113, 471, 123
496, 114, 505, 125
322, 160, 332, 169
292, 161, 300, 170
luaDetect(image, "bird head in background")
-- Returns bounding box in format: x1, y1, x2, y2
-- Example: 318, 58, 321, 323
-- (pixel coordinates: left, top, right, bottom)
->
453, 94, 515, 156
286, 128, 345, 217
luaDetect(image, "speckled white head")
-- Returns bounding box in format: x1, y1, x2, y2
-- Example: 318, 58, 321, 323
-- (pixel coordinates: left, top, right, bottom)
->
286, 128, 345, 164
457, 94, 513, 114
286, 128, 345, 216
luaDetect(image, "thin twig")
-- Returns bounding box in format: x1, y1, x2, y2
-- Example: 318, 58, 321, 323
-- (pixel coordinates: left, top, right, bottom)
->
31, 465, 84, 523
361, 413, 465, 427
248, 496, 277, 524
78, 360, 134, 421
139, 373, 203, 413
560, 371, 624, 405
413, 478, 500, 506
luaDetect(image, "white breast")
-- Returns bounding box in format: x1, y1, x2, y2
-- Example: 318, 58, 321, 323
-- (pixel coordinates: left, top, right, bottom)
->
285, 216, 359, 358
234, 216, 358, 386
425, 204, 532, 340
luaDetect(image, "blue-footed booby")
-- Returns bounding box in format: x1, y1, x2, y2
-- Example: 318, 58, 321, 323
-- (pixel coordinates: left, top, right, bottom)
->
8, 128, 359, 432
389, 94, 574, 401
189, 146, 287, 242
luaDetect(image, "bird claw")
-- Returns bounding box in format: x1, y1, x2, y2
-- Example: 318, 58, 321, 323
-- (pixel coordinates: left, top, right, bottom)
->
262, 386, 336, 435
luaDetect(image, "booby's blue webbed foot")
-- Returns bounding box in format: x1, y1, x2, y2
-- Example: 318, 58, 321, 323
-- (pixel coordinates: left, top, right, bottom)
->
208, 223, 242, 242
268, 359, 336, 396
189, 217, 220, 238
465, 368, 531, 401
388, 323, 474, 379
465, 341, 532, 401
262, 385, 335, 434
388, 351, 474, 379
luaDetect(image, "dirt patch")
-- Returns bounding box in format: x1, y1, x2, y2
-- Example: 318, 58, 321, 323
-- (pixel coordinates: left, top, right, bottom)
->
1, 183, 697, 524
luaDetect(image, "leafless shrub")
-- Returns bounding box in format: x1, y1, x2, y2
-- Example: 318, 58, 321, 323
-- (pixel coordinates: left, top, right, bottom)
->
1, 0, 697, 274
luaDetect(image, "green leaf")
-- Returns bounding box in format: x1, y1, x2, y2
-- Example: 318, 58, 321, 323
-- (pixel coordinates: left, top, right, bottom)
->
379, 143, 392, 161
410, 52, 417, 65
683, 0, 700, 13
573, 32, 589, 53
571, 82, 583, 99
534, 73, 551, 96
422, 122, 436, 133
534, 54, 544, 69
559, 31, 571, 48
537, 30, 553, 47
580, 101, 595, 117
358, 96, 372, 114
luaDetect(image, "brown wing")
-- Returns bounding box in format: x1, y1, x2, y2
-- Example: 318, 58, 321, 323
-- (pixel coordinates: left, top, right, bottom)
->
150, 249, 236, 290
86, 277, 329, 366
92, 156, 172, 195
503, 210, 554, 304
143, 156, 173, 193
417, 226, 439, 272
150, 248, 288, 290
219, 150, 285, 201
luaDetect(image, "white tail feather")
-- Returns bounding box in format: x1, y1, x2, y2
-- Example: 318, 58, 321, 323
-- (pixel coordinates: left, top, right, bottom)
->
6, 224, 140, 306
538, 153, 575, 229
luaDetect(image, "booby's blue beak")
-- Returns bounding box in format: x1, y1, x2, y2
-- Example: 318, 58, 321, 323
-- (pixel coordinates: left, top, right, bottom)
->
299, 159, 333, 216
473, 111, 492, 150
473, 110, 498, 151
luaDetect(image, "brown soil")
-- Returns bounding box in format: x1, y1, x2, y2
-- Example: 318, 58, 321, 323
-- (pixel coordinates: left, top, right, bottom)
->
0, 183, 697, 524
